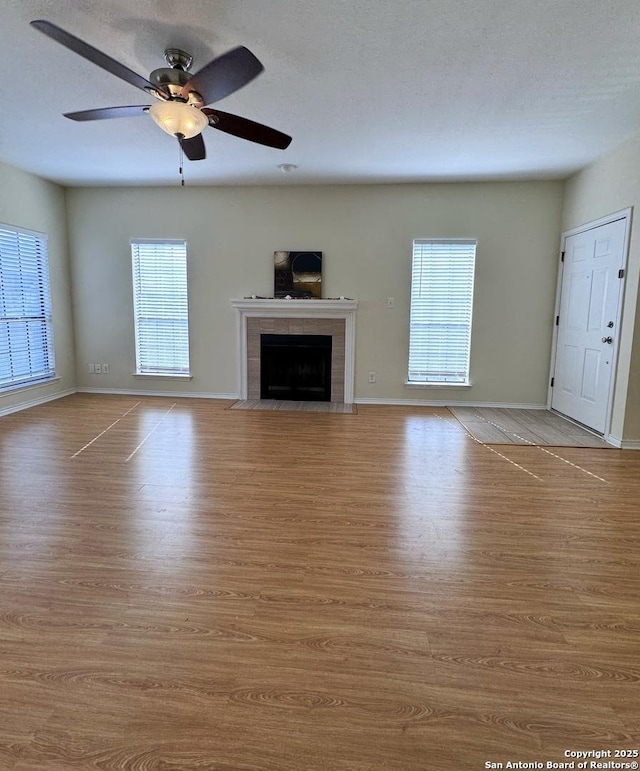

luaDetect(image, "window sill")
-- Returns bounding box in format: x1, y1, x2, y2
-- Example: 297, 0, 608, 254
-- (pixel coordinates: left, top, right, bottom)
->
133, 373, 192, 380
0, 376, 61, 396
405, 381, 471, 388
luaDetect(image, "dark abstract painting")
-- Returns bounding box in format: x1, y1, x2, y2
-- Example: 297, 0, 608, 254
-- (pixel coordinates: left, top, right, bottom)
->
274, 251, 322, 298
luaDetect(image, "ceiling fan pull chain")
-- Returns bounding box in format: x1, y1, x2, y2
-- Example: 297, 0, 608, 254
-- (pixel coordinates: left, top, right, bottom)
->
178, 134, 185, 186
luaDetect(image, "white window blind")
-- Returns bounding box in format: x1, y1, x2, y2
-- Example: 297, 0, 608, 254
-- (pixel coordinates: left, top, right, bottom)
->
408, 239, 476, 384
131, 240, 190, 375
0, 224, 55, 391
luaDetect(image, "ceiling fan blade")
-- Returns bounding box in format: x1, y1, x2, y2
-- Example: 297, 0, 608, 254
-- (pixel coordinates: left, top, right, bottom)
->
180, 134, 206, 161
180, 47, 264, 105
64, 105, 150, 121
30, 20, 164, 95
204, 109, 292, 149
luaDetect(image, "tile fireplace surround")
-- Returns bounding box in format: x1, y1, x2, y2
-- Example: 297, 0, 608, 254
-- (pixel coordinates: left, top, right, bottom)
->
231, 299, 358, 404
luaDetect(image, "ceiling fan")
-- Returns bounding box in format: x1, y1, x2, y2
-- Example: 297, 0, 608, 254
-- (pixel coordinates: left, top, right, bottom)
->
30, 20, 292, 161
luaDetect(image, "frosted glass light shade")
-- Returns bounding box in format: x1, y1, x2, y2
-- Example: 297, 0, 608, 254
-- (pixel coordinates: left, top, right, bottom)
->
149, 101, 208, 139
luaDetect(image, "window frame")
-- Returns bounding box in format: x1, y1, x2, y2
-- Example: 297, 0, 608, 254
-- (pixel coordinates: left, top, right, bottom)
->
0, 222, 56, 393
407, 238, 477, 387
130, 239, 191, 378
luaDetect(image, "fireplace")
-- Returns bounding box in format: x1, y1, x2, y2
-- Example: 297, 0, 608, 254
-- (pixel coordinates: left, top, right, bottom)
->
261, 334, 332, 401
231, 299, 358, 404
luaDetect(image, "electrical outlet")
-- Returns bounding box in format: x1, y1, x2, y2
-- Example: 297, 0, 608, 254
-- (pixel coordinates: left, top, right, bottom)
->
368, 372, 376, 383
386, 297, 395, 308
94, 363, 102, 374
102, 363, 110, 374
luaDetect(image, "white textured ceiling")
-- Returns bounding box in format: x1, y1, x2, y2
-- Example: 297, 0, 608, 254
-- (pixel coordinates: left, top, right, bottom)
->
2, 0, 640, 186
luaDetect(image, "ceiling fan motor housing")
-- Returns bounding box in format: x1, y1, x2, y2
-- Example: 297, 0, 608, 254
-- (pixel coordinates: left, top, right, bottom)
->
149, 49, 200, 99
150, 71, 190, 97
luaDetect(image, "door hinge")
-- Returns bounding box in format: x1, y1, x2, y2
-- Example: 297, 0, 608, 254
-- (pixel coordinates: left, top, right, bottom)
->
618, 268, 625, 279
550, 377, 554, 387
561, 251, 565, 262
555, 315, 559, 326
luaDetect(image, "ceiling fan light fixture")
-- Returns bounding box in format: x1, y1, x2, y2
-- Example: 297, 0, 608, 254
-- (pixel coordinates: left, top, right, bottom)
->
149, 100, 208, 139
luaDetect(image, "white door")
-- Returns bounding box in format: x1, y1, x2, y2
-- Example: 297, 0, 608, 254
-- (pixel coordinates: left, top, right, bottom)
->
551, 218, 626, 434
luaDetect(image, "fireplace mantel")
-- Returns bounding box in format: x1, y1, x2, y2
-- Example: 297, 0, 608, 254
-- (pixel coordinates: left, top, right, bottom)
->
231, 298, 358, 404
231, 298, 357, 314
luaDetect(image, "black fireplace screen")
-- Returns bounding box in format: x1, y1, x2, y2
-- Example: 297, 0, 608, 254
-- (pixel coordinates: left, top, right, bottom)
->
260, 334, 332, 401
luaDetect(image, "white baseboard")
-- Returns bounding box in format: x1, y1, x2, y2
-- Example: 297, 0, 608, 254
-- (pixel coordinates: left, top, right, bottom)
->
0, 388, 77, 418
354, 398, 547, 409
622, 440, 640, 450
77, 387, 239, 400
608, 435, 640, 450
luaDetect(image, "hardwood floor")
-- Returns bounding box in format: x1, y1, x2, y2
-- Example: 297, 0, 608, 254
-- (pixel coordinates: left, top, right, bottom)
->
0, 393, 638, 770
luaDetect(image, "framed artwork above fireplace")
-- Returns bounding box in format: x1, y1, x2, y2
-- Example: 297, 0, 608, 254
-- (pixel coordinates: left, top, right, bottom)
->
274, 251, 322, 298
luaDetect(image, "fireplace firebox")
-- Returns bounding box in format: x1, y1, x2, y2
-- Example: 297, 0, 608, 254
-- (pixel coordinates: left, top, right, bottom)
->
260, 334, 332, 401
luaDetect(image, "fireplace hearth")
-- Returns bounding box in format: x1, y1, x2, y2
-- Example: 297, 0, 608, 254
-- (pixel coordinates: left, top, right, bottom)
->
261, 334, 332, 401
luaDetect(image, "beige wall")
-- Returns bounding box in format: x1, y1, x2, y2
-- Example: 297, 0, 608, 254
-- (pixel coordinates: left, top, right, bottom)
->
0, 161, 75, 415
66, 181, 563, 405
562, 133, 640, 443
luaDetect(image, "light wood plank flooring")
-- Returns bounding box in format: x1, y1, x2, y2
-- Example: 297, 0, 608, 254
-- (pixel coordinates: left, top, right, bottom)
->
0, 393, 638, 770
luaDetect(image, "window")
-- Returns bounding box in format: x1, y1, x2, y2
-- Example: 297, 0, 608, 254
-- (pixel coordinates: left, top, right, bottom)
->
0, 223, 55, 391
131, 239, 190, 376
408, 239, 476, 384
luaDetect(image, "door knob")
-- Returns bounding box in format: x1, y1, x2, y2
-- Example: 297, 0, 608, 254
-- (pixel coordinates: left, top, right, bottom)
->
602, 336, 613, 344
